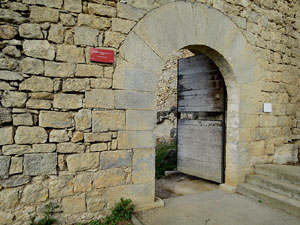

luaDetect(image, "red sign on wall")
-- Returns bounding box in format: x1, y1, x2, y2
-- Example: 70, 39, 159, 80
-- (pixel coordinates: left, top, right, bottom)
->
90, 48, 114, 64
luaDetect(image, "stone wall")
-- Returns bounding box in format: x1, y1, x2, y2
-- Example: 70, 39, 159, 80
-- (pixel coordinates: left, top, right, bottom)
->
155, 49, 193, 143
0, 0, 299, 224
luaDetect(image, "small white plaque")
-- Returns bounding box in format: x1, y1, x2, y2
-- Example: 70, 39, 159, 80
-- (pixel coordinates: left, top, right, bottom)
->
263, 103, 272, 113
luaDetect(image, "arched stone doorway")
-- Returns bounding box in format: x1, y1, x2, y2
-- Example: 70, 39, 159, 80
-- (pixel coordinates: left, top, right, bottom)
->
113, 2, 263, 188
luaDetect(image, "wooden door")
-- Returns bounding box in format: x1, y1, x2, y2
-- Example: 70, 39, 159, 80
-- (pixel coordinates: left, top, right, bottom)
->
177, 54, 226, 183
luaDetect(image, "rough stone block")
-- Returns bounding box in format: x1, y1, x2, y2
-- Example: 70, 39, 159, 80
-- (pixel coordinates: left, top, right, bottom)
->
21, 183, 48, 204
54, 93, 83, 109
88, 3, 116, 17
0, 175, 30, 188
90, 143, 107, 152
57, 143, 85, 153
84, 132, 111, 143
71, 131, 83, 142
92, 110, 125, 132
49, 130, 70, 143
132, 149, 155, 184
115, 90, 156, 110
31, 92, 54, 100
60, 13, 76, 26
24, 153, 57, 176
85, 89, 114, 109
100, 150, 132, 169
48, 24, 65, 44
49, 178, 73, 198
56, 45, 85, 63
0, 25, 18, 39
77, 14, 110, 30
0, 188, 18, 209
113, 59, 157, 92
19, 23, 43, 39
64, 0, 82, 13
104, 31, 125, 48
0, 107, 12, 125
20, 76, 53, 92
9, 157, 23, 175
2, 91, 27, 108
62, 78, 89, 92
75, 109, 91, 131
0, 156, 10, 179
62, 196, 86, 214
30, 6, 59, 22
0, 211, 14, 224
26, 99, 52, 109
0, 126, 14, 145
45, 61, 75, 77
35, 0, 62, 8
20, 57, 44, 75
0, 70, 23, 81
118, 131, 155, 149
13, 113, 33, 126
3, 45, 21, 58
74, 173, 92, 193
93, 168, 126, 188
66, 153, 99, 172
74, 26, 99, 46
76, 64, 103, 77
23, 40, 55, 60
0, 81, 14, 91
2, 145, 32, 155
90, 78, 112, 89
86, 196, 105, 212
126, 110, 156, 130
0, 8, 27, 24
39, 111, 72, 128
15, 126, 47, 144
112, 18, 136, 34
274, 144, 298, 164
117, 3, 146, 21
32, 144, 56, 153
119, 32, 164, 74
107, 182, 154, 207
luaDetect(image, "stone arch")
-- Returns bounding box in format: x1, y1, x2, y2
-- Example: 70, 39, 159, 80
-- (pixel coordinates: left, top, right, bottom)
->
113, 2, 264, 187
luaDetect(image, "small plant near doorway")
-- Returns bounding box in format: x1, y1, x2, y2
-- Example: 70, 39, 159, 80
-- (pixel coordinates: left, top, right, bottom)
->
155, 141, 177, 178
76, 198, 134, 225
29, 202, 58, 225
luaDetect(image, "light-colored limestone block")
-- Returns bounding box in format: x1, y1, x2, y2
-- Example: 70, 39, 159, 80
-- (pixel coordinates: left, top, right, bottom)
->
15, 126, 47, 144
23, 40, 55, 60
92, 110, 125, 132
85, 89, 114, 109
100, 150, 132, 169
118, 131, 155, 149
132, 149, 155, 184
24, 153, 57, 176
39, 111, 72, 128
66, 153, 99, 172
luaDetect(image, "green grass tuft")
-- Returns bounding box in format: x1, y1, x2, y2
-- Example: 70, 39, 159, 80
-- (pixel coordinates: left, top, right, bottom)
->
155, 142, 177, 179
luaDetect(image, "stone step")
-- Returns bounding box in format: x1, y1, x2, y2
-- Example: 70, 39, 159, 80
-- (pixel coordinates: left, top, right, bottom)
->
246, 174, 300, 200
237, 183, 300, 218
254, 164, 300, 185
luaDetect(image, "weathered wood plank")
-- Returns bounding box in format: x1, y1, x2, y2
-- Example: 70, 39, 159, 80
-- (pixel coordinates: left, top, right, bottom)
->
178, 157, 222, 183
177, 119, 223, 182
178, 55, 219, 74
177, 54, 225, 183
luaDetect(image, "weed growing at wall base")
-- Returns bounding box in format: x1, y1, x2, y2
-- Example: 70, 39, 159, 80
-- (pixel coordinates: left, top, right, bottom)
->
77, 198, 134, 225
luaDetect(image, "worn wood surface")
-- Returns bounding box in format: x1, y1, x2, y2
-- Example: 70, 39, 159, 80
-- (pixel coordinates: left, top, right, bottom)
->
177, 119, 223, 183
178, 54, 224, 112
177, 54, 225, 183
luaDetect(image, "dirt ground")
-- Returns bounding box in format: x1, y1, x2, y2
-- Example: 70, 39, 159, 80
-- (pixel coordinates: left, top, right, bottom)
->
155, 172, 219, 199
